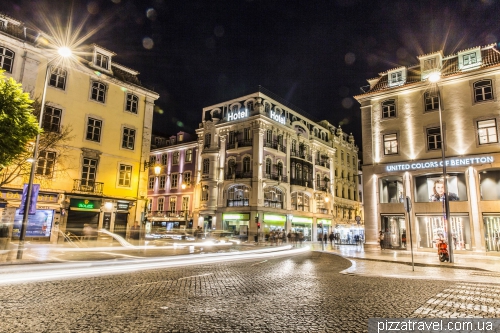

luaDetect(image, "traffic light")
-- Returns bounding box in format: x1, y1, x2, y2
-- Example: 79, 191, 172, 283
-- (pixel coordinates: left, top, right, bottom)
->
257, 222, 261, 229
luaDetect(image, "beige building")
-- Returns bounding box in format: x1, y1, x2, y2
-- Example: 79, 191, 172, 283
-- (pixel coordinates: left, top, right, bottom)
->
355, 44, 500, 255
191, 88, 361, 242
0, 14, 159, 242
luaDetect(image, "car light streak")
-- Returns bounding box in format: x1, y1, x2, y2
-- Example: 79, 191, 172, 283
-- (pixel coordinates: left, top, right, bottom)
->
0, 246, 309, 285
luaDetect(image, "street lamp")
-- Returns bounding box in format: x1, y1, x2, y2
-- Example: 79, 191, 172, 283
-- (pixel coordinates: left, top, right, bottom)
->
17, 46, 73, 259
428, 71, 454, 263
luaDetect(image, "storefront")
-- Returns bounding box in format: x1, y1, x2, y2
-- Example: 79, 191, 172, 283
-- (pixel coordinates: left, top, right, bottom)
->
222, 213, 249, 240
66, 199, 102, 237
291, 216, 312, 241
484, 215, 500, 252
334, 223, 365, 244
416, 215, 472, 251
381, 215, 406, 249
317, 219, 331, 239
263, 214, 286, 234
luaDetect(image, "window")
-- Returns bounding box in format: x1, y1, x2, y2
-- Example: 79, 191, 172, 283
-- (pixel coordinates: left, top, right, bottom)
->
265, 158, 272, 175
157, 197, 164, 212
161, 154, 168, 165
382, 100, 396, 118
147, 199, 152, 213
90, 81, 106, 103
291, 140, 296, 153
426, 127, 442, 150
243, 157, 251, 173
173, 152, 179, 165
295, 163, 302, 180
423, 58, 436, 70
43, 106, 62, 132
480, 170, 500, 200
347, 154, 350, 166
277, 134, 283, 145
49, 67, 67, 90
86, 118, 102, 142
159, 175, 166, 189
201, 186, 209, 201
478, 119, 498, 144
246, 101, 253, 111
114, 165, 132, 187
125, 93, 138, 114
0, 47, 14, 73
122, 128, 136, 150
148, 177, 154, 189
291, 192, 310, 211
204, 133, 211, 148
316, 174, 321, 188
95, 53, 109, 69
266, 129, 273, 143
82, 158, 98, 186
352, 156, 356, 168
227, 185, 250, 207
390, 71, 402, 82
383, 133, 398, 155
265, 103, 270, 113
181, 197, 189, 213
244, 128, 250, 141
276, 162, 283, 177
36, 151, 56, 177
169, 197, 176, 212
228, 131, 236, 144
150, 155, 157, 164
264, 186, 283, 209
171, 174, 178, 188
202, 159, 210, 174
474, 80, 493, 102
185, 149, 192, 162
424, 91, 439, 111
183, 172, 191, 185
463, 53, 477, 66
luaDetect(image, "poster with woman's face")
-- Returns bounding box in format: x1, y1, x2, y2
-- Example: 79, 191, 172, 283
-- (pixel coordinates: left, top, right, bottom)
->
427, 176, 459, 202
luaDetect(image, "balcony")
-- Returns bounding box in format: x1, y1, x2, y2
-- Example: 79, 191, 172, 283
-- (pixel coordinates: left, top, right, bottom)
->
263, 173, 288, 183
290, 178, 314, 189
225, 171, 252, 180
315, 160, 331, 169
227, 140, 252, 150
315, 181, 330, 192
317, 208, 329, 214
264, 200, 283, 209
290, 150, 312, 162
264, 141, 286, 153
227, 199, 249, 207
73, 179, 104, 194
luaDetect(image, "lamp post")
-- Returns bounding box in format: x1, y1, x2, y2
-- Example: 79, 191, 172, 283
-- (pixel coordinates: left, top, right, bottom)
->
17, 47, 72, 259
429, 72, 454, 263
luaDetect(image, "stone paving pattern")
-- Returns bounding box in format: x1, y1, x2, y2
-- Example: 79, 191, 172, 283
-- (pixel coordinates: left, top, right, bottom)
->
4, 252, 497, 332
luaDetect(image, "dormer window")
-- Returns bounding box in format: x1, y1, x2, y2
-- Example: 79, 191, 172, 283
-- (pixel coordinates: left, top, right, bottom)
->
458, 48, 481, 70
95, 53, 109, 70
388, 68, 406, 87
391, 71, 402, 82
423, 58, 437, 71
0, 20, 6, 30
463, 53, 477, 66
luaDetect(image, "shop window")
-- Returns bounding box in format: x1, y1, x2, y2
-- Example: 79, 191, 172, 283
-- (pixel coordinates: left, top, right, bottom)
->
381, 216, 406, 249
416, 216, 471, 251
227, 184, 250, 207
484, 216, 500, 252
379, 176, 403, 203
480, 170, 500, 200
414, 174, 467, 202
264, 186, 283, 209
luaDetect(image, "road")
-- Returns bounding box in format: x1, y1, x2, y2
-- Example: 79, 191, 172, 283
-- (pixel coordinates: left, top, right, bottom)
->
1, 251, 499, 332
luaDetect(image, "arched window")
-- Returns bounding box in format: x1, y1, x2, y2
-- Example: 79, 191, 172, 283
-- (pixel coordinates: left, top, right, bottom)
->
276, 162, 283, 177
303, 165, 309, 182
291, 192, 310, 212
243, 157, 251, 173
265, 158, 272, 175
232, 104, 239, 112
264, 186, 284, 209
202, 159, 210, 174
227, 159, 236, 176
204, 133, 211, 147
295, 163, 302, 180
227, 185, 250, 207
264, 103, 270, 113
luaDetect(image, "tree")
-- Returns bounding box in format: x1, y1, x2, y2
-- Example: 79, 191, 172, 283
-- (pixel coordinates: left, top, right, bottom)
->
0, 98, 73, 187
0, 70, 40, 170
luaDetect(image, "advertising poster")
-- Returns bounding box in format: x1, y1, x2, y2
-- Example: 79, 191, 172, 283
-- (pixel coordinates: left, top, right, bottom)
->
13, 209, 54, 238
427, 176, 459, 202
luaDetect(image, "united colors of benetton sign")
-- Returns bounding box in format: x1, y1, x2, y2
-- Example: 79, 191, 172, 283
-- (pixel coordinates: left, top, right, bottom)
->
386, 156, 494, 172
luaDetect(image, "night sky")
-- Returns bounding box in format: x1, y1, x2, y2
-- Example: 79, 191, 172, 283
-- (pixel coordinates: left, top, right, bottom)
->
5, 0, 500, 148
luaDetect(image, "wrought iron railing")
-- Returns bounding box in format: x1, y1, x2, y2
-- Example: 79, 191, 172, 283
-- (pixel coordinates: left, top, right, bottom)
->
225, 171, 252, 180
72, 179, 104, 194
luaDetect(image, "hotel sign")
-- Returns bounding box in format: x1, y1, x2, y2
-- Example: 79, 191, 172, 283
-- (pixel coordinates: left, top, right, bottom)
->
386, 156, 494, 172
270, 110, 286, 125
227, 109, 248, 121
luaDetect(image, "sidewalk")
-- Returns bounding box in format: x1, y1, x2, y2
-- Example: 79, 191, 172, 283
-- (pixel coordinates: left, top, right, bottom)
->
311, 242, 500, 272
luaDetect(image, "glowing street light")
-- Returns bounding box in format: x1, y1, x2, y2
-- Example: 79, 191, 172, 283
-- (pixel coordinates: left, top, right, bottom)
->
17, 46, 73, 260
429, 71, 454, 263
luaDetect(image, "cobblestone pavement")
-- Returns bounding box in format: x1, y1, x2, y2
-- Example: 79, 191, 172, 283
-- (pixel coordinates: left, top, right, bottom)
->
2, 252, 499, 333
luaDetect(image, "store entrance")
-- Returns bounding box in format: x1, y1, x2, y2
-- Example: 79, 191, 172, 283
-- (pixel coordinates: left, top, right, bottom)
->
381, 216, 406, 249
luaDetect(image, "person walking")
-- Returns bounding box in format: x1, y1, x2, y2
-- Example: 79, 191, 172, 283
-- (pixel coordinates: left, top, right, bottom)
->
323, 232, 327, 244
329, 232, 334, 246
379, 231, 385, 250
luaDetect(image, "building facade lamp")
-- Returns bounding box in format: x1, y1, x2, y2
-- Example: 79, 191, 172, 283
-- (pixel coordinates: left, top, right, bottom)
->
428, 71, 441, 83
181, 183, 187, 190
17, 46, 72, 260
154, 165, 161, 176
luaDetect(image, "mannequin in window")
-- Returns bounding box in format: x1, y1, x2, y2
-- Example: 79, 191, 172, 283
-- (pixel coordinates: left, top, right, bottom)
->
429, 179, 459, 202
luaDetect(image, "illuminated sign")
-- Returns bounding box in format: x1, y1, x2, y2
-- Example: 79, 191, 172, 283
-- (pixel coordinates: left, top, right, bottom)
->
78, 200, 94, 209
117, 202, 130, 210
270, 110, 286, 125
386, 156, 494, 172
222, 213, 250, 220
227, 109, 248, 121
292, 217, 313, 223
70, 199, 101, 209
317, 219, 332, 224
263, 214, 286, 222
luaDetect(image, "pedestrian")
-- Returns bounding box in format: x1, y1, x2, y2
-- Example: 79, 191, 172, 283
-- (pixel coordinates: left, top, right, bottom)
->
298, 232, 304, 246
401, 232, 407, 248
287, 231, 292, 244
323, 232, 327, 244
282, 231, 287, 244
329, 231, 334, 246
379, 231, 385, 250
82, 224, 93, 241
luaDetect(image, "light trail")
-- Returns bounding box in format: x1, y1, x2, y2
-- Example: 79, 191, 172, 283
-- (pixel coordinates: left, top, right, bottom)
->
0, 246, 309, 285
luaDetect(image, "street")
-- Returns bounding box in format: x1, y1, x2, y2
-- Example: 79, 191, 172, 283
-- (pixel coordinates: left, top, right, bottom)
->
2, 251, 499, 332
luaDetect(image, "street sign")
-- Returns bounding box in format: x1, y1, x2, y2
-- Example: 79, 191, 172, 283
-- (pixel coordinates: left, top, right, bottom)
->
403, 196, 412, 213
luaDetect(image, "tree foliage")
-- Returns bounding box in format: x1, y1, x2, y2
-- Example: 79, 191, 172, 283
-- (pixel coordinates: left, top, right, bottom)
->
0, 70, 40, 170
